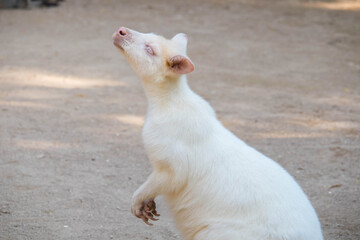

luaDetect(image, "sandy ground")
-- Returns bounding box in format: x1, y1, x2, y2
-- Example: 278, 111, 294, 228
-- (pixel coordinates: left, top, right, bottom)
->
0, 0, 359, 239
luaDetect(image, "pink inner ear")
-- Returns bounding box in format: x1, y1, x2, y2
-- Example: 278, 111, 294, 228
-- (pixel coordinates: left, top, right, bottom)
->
168, 55, 194, 75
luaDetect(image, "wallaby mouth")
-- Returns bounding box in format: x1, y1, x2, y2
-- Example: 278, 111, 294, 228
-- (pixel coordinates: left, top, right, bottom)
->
112, 33, 124, 50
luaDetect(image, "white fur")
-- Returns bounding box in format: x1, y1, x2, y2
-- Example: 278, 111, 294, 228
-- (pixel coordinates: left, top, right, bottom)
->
113, 28, 323, 240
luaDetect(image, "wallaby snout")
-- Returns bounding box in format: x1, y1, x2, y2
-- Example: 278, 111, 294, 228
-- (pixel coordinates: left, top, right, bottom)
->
113, 27, 132, 50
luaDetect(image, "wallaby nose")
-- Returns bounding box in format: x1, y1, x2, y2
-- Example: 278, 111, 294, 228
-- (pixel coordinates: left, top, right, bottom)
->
118, 27, 128, 36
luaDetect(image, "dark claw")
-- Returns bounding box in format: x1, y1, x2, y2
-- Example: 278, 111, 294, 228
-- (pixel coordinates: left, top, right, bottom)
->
152, 209, 160, 217
141, 215, 153, 226
144, 210, 159, 221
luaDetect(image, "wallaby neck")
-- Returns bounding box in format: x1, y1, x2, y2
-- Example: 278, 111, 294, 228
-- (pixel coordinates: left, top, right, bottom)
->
141, 75, 192, 110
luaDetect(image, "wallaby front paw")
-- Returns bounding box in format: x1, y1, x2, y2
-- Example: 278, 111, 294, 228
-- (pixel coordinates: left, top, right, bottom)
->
131, 199, 160, 226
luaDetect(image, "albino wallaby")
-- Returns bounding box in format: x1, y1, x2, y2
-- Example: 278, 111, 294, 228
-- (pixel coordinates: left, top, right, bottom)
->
112, 27, 323, 240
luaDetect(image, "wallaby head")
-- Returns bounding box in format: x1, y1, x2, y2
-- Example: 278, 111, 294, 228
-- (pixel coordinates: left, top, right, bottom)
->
113, 27, 194, 82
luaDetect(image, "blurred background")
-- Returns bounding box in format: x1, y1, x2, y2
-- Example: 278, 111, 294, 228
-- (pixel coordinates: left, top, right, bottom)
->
0, 0, 359, 239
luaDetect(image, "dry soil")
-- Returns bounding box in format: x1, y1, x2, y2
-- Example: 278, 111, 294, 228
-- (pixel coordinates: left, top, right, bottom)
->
0, 0, 359, 239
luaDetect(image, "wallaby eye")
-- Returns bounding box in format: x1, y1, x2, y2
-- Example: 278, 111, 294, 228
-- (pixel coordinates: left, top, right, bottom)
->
145, 44, 155, 56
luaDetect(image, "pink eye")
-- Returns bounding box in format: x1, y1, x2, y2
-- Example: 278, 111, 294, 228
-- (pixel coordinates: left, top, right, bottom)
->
145, 44, 155, 56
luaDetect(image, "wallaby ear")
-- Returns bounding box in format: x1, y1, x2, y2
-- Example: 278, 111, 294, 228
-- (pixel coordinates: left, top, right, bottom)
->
171, 33, 188, 51
168, 55, 194, 75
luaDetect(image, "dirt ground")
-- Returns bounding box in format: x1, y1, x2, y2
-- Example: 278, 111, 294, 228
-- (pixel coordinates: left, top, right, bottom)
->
0, 0, 359, 239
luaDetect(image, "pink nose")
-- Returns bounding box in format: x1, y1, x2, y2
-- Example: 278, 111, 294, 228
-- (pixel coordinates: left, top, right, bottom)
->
118, 27, 128, 36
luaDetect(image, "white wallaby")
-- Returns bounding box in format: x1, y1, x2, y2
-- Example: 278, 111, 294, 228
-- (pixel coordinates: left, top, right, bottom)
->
112, 27, 323, 240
